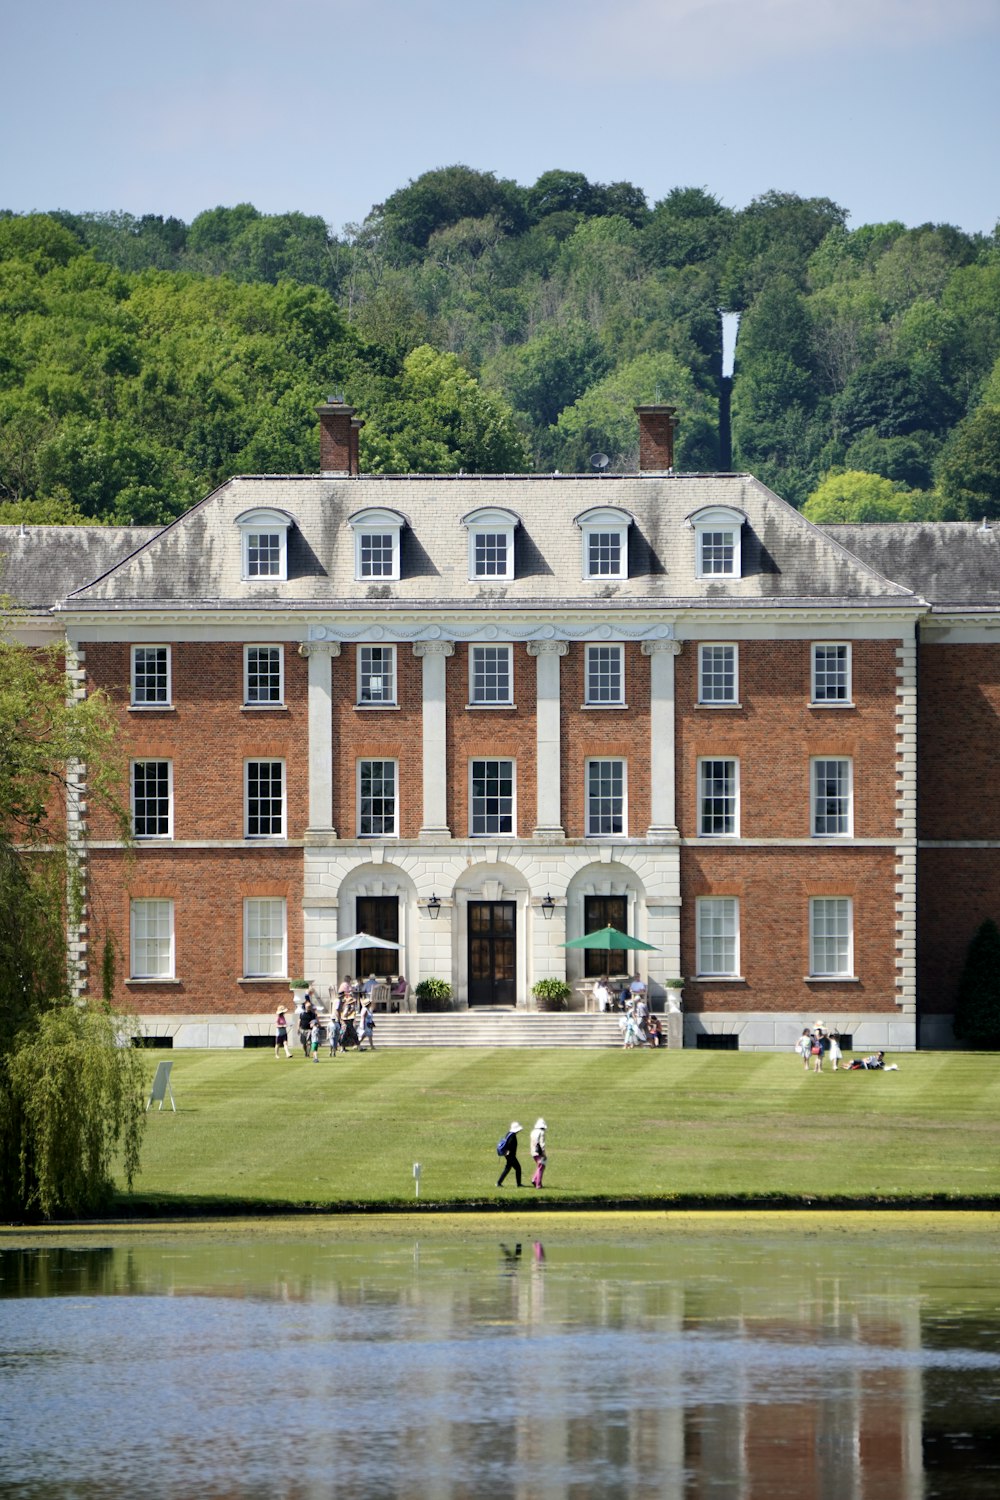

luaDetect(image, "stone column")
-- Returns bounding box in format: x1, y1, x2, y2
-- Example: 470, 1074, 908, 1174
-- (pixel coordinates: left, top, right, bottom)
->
301, 642, 340, 835
641, 640, 682, 841
413, 641, 454, 838
527, 640, 568, 839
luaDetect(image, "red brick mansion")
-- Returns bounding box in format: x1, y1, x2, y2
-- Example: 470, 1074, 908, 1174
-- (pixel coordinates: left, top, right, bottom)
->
6, 400, 999, 1049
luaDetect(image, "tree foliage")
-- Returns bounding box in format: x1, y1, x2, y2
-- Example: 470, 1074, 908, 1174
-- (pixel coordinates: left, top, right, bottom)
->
952, 918, 1000, 1048
802, 470, 941, 523
3, 1003, 146, 1218
2, 176, 999, 516
0, 638, 144, 1218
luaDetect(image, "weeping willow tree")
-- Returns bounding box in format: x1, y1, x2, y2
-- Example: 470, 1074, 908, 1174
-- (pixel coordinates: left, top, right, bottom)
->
0, 635, 145, 1218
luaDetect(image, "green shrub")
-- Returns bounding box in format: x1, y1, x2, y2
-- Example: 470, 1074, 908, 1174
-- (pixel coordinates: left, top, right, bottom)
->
531, 978, 571, 1010
415, 978, 452, 1012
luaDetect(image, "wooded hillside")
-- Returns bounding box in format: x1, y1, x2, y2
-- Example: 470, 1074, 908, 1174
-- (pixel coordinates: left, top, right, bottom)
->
2, 167, 998, 523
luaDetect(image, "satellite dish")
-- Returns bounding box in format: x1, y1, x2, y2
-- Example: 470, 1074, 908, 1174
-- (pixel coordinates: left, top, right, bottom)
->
590, 452, 610, 471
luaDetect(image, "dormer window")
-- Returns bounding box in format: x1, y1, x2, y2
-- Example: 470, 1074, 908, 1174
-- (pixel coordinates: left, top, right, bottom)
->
575, 506, 633, 581
688, 506, 747, 580
462, 507, 519, 581
236, 508, 293, 582
349, 507, 405, 583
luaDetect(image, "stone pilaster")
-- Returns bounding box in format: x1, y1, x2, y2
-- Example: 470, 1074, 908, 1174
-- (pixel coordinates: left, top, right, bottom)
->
300, 642, 341, 835
413, 641, 455, 838
527, 640, 568, 839
641, 639, 682, 841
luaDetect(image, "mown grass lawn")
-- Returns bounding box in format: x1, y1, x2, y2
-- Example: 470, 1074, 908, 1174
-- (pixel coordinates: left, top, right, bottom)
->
128, 1048, 1000, 1211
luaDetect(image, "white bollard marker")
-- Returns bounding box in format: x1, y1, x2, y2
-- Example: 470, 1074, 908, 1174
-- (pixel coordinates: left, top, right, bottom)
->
413, 1163, 421, 1199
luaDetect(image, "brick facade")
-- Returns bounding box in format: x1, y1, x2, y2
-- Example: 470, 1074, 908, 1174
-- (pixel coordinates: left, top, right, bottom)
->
12, 431, 997, 1050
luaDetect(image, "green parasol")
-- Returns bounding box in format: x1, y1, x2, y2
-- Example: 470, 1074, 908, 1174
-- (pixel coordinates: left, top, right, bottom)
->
561, 925, 658, 952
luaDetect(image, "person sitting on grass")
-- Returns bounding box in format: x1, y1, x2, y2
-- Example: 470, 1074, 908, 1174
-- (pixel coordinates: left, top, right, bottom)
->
846, 1050, 886, 1070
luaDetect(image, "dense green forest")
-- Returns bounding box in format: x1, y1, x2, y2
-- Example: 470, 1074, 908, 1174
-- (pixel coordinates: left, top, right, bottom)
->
1, 165, 999, 525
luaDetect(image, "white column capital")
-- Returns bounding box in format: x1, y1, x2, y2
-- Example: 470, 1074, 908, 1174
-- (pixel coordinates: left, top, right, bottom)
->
298, 641, 342, 659
641, 639, 682, 657
413, 640, 455, 658
526, 640, 569, 657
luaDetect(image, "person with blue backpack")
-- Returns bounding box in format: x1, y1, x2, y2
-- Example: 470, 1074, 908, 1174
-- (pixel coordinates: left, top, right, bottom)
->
496, 1122, 523, 1187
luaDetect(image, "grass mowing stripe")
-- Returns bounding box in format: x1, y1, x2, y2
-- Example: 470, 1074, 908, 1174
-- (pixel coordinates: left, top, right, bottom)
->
125, 1048, 1000, 1211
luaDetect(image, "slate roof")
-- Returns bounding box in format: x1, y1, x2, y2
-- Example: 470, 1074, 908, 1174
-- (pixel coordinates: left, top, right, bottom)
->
0, 525, 160, 611
60, 474, 916, 613
823, 523, 1000, 610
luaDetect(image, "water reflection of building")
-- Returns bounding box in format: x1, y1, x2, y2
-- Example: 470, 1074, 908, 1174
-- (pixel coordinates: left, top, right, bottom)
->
5, 1234, 998, 1496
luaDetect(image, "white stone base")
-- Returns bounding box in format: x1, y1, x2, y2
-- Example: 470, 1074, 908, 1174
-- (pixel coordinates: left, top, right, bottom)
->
684, 1012, 918, 1052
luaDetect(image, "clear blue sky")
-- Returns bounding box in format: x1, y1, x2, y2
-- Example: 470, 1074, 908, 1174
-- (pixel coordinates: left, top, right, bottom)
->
6, 0, 999, 236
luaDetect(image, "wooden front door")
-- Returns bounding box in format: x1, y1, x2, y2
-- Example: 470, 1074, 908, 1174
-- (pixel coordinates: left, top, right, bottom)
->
468, 901, 516, 1006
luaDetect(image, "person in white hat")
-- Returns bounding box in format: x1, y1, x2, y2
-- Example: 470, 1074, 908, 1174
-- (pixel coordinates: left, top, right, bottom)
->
496, 1121, 523, 1187
530, 1118, 548, 1189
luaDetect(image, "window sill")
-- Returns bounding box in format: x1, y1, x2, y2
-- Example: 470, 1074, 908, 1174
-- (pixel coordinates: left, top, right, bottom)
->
237, 976, 292, 985
126, 977, 181, 986
696, 975, 747, 983
805, 975, 859, 983
697, 701, 742, 710
134, 836, 174, 844
241, 704, 288, 713
469, 833, 516, 839
809, 702, 855, 710
465, 702, 517, 710
355, 702, 400, 710
581, 702, 627, 710
128, 705, 175, 713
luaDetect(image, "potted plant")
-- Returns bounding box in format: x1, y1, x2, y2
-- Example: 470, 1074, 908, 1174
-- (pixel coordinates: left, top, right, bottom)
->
532, 978, 571, 1012
664, 978, 684, 1012
415, 978, 453, 1012
288, 977, 310, 995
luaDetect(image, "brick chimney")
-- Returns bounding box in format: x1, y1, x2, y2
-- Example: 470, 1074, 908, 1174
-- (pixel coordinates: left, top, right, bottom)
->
634, 404, 676, 473
317, 396, 364, 476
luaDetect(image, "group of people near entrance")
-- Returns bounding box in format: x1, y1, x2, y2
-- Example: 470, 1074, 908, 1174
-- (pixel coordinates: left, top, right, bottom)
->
274, 974, 404, 1059
496, 1118, 549, 1189
591, 973, 663, 1048
796, 1023, 888, 1072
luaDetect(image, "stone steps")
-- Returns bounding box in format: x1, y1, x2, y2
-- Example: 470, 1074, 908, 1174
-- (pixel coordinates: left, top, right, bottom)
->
359, 1012, 631, 1048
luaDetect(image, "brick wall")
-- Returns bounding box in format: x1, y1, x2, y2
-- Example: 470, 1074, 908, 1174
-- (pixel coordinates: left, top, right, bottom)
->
85, 641, 309, 839
446, 643, 538, 836
675, 639, 899, 839
918, 847, 1000, 1017
682, 846, 899, 1013
919, 642, 1000, 839
331, 643, 423, 837
560, 642, 651, 836
87, 845, 303, 1014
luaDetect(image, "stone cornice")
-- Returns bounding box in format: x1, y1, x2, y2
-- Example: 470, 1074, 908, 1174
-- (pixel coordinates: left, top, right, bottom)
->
313, 620, 677, 644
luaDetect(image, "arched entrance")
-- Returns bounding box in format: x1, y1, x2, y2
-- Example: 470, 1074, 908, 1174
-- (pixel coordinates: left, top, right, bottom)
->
454, 863, 529, 1008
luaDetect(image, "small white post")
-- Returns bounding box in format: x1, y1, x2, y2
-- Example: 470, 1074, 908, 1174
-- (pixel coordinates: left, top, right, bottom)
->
413, 1163, 421, 1199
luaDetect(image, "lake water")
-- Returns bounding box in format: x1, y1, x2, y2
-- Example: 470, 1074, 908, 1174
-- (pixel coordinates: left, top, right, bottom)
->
1, 1215, 999, 1499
